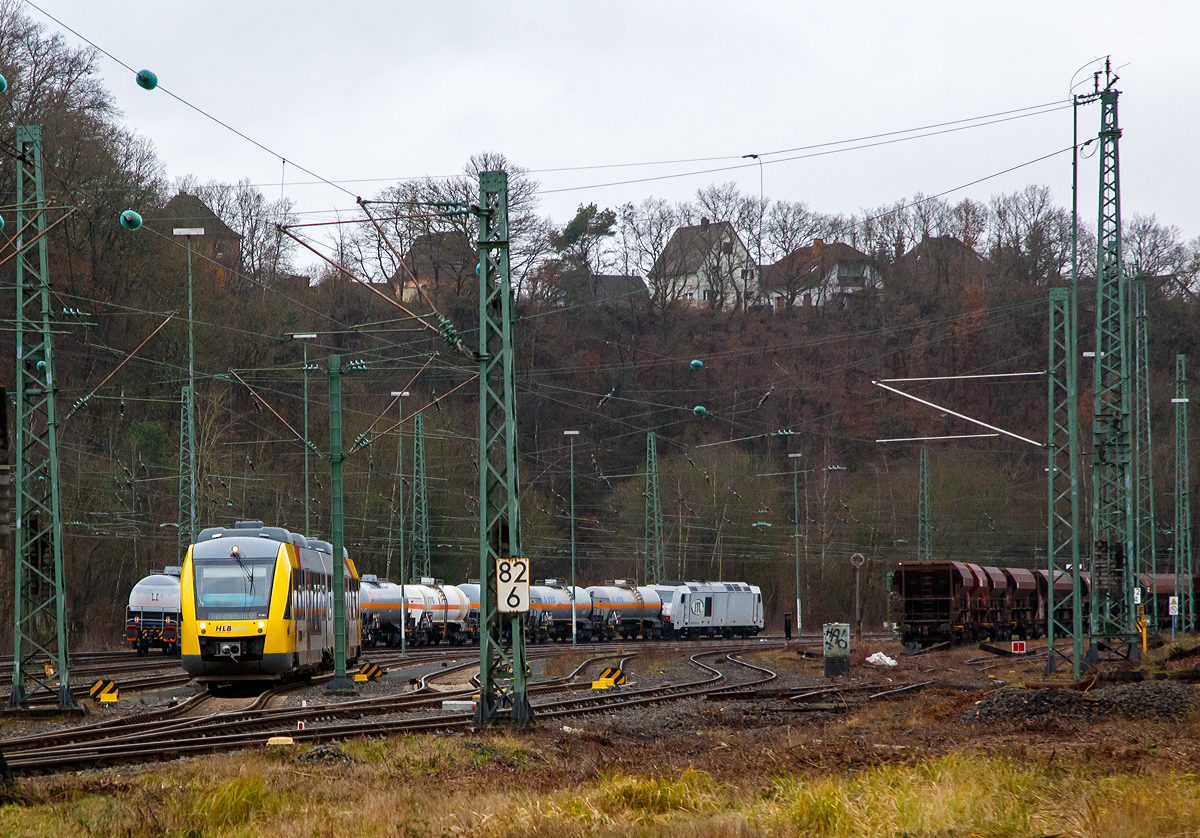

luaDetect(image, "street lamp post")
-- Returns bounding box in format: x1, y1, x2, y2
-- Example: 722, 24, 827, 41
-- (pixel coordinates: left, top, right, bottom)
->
564, 430, 580, 647
292, 334, 318, 535
789, 453, 803, 639
742, 153, 764, 304
174, 227, 203, 542
391, 391, 410, 654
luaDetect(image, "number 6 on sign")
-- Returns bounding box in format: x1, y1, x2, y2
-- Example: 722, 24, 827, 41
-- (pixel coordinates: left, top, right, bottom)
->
497, 558, 530, 613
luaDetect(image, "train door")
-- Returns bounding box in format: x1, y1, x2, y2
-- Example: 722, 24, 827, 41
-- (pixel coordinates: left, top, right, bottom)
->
291, 566, 303, 662
302, 568, 312, 665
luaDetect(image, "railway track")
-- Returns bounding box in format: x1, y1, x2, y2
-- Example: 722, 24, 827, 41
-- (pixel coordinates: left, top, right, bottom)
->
3, 643, 785, 774
8, 637, 775, 707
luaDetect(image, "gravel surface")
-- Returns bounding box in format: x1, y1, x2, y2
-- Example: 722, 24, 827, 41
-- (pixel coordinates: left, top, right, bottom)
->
962, 680, 1200, 725
1096, 680, 1200, 720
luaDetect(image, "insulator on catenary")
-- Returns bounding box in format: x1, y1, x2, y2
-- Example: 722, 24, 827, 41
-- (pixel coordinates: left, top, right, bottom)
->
0, 74, 7, 93
120, 210, 143, 230
693, 405, 707, 416
136, 69, 157, 90
690, 359, 703, 370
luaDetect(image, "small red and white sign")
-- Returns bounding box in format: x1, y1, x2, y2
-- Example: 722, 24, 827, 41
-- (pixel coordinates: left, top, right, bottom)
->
1011, 640, 1026, 654
297, 720, 305, 731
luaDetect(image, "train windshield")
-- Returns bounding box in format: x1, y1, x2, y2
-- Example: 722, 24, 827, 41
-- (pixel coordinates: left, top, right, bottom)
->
192, 541, 280, 619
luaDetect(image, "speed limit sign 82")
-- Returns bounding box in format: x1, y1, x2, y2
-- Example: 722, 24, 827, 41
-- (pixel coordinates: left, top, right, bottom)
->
497, 558, 530, 613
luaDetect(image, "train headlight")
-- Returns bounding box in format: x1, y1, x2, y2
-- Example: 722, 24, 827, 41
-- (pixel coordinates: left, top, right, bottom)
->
199, 622, 206, 633
257, 621, 266, 632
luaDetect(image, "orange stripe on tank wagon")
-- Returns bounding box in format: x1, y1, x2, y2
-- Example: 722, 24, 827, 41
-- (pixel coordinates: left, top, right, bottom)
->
360, 602, 458, 612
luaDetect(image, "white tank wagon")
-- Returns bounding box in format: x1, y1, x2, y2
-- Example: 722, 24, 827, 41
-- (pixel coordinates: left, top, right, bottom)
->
454, 580, 590, 642
586, 580, 665, 640
533, 580, 593, 642
126, 567, 183, 655
456, 581, 481, 641
361, 575, 471, 646
655, 581, 764, 639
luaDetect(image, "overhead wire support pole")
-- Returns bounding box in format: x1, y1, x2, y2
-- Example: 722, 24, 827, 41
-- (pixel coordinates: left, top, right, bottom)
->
326, 354, 353, 693
917, 446, 931, 562
474, 171, 531, 729
789, 452, 803, 638
292, 334, 319, 536
177, 386, 193, 562
564, 430, 580, 647
386, 391, 409, 584
9, 125, 74, 710
1046, 287, 1082, 677
1132, 276, 1157, 625
411, 411, 430, 581
644, 431, 665, 585
1175, 356, 1192, 634
1088, 62, 1137, 659
173, 228, 203, 556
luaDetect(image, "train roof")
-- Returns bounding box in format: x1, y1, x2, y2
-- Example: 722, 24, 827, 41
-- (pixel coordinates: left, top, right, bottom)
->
194, 521, 349, 559
197, 520, 306, 547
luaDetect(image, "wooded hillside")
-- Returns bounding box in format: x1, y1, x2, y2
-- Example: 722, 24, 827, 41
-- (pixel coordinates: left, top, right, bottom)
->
2, 2, 1198, 643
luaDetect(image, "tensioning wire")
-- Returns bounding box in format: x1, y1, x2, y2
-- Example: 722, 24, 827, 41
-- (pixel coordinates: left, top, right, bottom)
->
537, 116, 1071, 196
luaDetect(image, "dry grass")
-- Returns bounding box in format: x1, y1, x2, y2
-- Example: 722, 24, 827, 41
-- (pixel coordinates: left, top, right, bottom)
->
5, 646, 1200, 838
3, 729, 1200, 837
540, 649, 590, 679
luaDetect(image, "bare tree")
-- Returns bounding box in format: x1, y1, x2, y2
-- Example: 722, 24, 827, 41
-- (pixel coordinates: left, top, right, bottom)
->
1124, 212, 1198, 296
987, 185, 1071, 284
619, 198, 689, 313
765, 200, 825, 262
695, 182, 759, 254
173, 177, 297, 287
345, 153, 553, 303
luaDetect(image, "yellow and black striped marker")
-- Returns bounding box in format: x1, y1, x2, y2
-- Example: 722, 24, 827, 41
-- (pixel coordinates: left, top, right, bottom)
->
592, 667, 626, 689
354, 662, 383, 682
90, 679, 119, 702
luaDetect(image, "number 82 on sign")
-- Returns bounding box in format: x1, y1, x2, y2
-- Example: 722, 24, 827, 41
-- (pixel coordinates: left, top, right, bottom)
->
497, 558, 530, 613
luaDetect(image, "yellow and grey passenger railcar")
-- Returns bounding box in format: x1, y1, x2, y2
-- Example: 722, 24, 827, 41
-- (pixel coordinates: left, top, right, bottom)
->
181, 520, 361, 684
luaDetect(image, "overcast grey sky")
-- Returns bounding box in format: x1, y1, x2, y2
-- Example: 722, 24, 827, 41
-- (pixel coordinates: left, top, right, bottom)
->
28, 1, 1200, 246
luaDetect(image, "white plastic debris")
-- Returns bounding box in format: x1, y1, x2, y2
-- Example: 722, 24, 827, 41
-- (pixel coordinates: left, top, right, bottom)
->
866, 652, 897, 667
